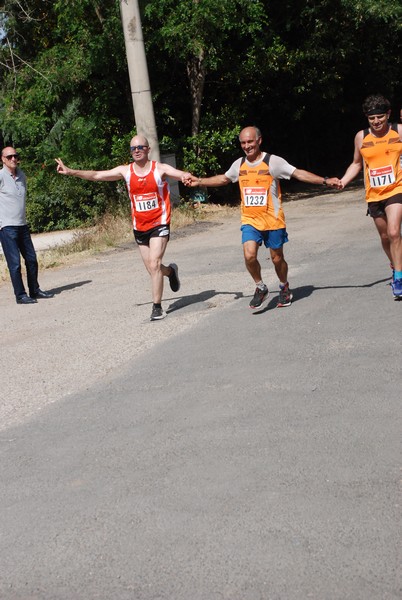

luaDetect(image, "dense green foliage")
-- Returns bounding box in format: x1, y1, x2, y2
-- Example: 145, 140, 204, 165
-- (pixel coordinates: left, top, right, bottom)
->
0, 0, 401, 230
0, 0, 132, 229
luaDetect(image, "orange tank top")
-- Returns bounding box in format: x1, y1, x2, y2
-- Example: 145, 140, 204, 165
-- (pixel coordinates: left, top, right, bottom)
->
238, 155, 286, 231
360, 124, 402, 202
126, 161, 171, 231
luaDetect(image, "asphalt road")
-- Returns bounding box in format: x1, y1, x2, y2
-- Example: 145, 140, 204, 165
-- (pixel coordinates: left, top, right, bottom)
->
0, 189, 400, 599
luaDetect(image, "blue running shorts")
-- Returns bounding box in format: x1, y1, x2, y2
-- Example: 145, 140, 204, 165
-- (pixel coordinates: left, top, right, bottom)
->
240, 224, 289, 249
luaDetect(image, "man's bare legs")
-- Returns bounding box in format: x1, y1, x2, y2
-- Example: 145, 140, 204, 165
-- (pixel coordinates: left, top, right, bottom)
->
269, 246, 288, 285
384, 203, 402, 272
243, 240, 289, 285
243, 241, 291, 308
373, 215, 393, 265
243, 240, 263, 284
138, 236, 170, 304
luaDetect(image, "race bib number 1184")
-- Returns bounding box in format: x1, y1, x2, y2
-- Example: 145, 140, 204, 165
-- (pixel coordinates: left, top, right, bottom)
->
134, 192, 159, 212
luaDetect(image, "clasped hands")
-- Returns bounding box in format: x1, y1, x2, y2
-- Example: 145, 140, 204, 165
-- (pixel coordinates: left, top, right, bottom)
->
325, 177, 343, 189
181, 174, 203, 187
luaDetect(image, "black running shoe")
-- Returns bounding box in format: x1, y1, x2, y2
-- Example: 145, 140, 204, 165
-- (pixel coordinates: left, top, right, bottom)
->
249, 285, 269, 309
150, 306, 165, 321
277, 283, 293, 307
168, 263, 180, 292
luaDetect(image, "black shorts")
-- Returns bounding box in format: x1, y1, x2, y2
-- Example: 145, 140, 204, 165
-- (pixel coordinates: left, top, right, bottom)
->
366, 194, 402, 218
133, 225, 170, 246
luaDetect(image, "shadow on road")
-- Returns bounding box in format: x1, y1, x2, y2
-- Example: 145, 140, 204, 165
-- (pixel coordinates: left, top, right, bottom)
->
252, 276, 392, 313
167, 289, 244, 313
135, 289, 245, 312
46, 279, 92, 296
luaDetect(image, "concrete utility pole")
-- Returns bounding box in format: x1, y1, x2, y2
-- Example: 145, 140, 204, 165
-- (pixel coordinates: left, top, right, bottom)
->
119, 0, 160, 161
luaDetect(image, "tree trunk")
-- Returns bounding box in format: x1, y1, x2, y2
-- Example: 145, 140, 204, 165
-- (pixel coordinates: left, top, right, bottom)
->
186, 48, 206, 136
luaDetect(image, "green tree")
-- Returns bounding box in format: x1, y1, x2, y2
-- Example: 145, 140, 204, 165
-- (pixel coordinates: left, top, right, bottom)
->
0, 0, 132, 230
0, 0, 401, 228
144, 0, 402, 174
144, 0, 268, 136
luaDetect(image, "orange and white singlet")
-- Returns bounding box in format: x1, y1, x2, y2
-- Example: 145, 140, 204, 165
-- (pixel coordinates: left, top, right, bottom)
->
360, 124, 402, 203
126, 161, 171, 231
225, 152, 296, 231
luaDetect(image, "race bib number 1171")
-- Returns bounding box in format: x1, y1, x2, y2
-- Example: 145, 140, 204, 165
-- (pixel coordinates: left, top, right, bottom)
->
369, 165, 395, 188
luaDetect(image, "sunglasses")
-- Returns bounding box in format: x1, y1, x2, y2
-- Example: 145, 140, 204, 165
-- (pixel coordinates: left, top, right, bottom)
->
130, 145, 148, 152
4, 154, 20, 160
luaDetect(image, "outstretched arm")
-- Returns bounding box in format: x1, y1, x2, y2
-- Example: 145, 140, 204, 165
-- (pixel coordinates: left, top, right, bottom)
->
157, 162, 193, 184
55, 158, 127, 182
292, 169, 342, 189
339, 131, 364, 189
187, 173, 232, 188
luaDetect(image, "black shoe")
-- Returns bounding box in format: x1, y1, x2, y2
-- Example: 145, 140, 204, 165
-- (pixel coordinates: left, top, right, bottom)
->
249, 285, 269, 309
150, 305, 165, 321
17, 295, 37, 304
277, 283, 293, 307
31, 289, 54, 299
168, 263, 180, 292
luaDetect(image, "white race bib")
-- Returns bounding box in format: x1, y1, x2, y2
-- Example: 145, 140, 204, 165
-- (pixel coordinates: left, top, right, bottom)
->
243, 187, 267, 206
133, 193, 159, 212
369, 165, 395, 188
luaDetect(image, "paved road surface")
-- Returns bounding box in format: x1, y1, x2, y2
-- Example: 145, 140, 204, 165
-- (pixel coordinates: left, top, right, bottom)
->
0, 189, 400, 599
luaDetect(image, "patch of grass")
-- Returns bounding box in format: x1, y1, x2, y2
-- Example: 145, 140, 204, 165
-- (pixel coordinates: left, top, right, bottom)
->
172, 201, 238, 228
57, 213, 132, 255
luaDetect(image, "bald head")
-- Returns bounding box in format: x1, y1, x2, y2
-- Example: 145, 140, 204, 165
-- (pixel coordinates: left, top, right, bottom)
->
2, 146, 19, 158
239, 126, 263, 162
130, 134, 149, 148
1, 146, 20, 171
129, 135, 150, 166
239, 126, 262, 141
